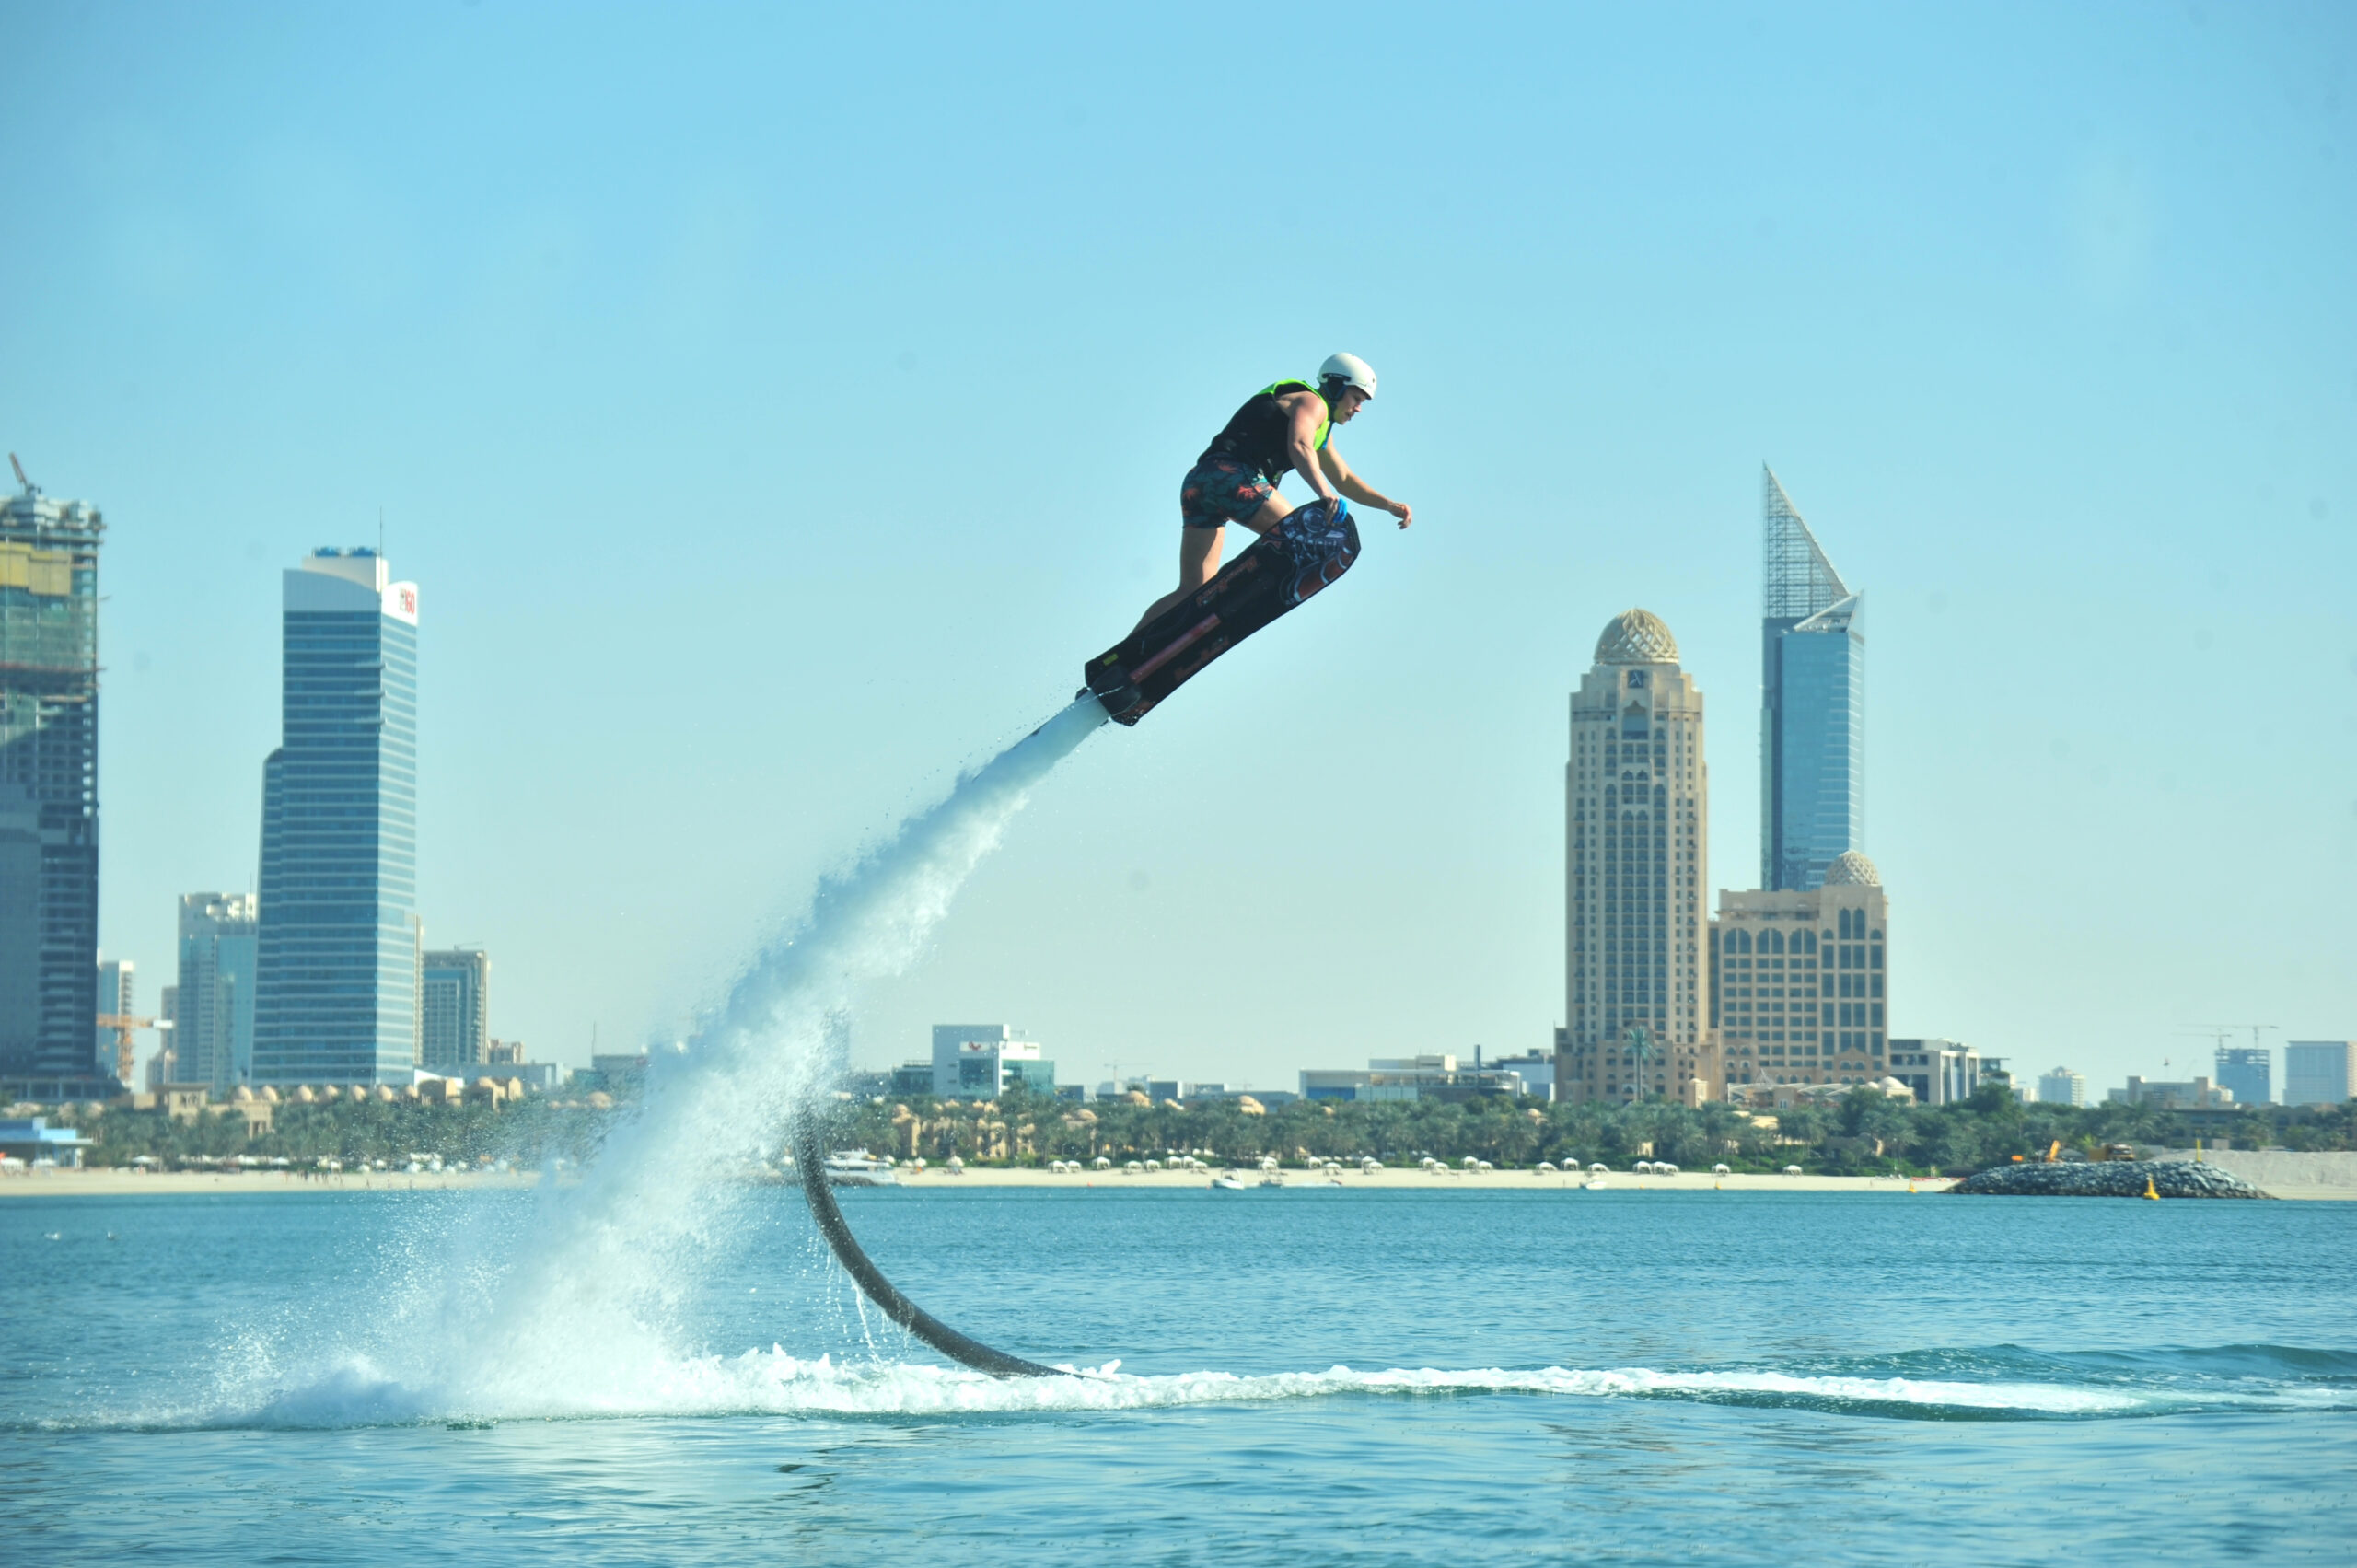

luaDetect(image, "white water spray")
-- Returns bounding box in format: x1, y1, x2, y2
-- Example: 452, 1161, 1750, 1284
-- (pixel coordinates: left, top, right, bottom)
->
248, 698, 1108, 1423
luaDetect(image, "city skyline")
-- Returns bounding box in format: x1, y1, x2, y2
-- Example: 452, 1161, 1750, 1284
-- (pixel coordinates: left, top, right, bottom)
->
30, 452, 2349, 1107
6, 6, 2346, 1095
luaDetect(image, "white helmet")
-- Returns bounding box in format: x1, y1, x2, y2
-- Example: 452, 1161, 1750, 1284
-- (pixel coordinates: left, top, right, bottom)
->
1318, 352, 1376, 400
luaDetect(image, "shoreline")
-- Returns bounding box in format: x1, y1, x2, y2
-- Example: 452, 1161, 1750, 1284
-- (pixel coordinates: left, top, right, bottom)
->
1, 1167, 1955, 1198
897, 1167, 1956, 1193
0, 1169, 548, 1195
8, 1167, 2350, 1200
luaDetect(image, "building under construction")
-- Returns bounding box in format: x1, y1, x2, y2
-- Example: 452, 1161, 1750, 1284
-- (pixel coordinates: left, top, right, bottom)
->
0, 459, 104, 1093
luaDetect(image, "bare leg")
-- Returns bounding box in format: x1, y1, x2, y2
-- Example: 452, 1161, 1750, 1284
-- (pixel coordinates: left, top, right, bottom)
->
1130, 527, 1224, 633
1127, 494, 1295, 634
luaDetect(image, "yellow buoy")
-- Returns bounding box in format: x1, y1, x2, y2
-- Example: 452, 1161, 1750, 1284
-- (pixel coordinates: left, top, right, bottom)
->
2143, 1175, 2161, 1200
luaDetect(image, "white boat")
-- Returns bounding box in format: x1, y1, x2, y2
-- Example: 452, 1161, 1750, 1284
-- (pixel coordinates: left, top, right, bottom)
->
1258, 1171, 1286, 1189
822, 1149, 900, 1187
1211, 1171, 1248, 1191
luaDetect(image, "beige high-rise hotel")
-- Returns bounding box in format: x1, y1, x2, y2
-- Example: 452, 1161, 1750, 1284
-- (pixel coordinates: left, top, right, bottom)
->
1556, 610, 1719, 1105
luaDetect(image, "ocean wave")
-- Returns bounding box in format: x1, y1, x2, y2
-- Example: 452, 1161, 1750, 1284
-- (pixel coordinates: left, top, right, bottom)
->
39, 1343, 2357, 1433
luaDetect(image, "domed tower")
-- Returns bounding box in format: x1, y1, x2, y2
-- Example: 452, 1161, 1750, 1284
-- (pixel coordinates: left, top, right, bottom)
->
1557, 610, 1718, 1105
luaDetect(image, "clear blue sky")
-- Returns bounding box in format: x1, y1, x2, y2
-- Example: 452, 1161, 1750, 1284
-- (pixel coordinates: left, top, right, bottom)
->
5, 2, 2351, 1095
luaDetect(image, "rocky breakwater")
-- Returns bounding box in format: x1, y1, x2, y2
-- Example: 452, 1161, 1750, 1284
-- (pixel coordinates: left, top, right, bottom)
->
1950, 1160, 2272, 1199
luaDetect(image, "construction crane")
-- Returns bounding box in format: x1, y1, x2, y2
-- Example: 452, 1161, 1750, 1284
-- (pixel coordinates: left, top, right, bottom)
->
95, 1013, 166, 1087
2180, 1024, 2279, 1064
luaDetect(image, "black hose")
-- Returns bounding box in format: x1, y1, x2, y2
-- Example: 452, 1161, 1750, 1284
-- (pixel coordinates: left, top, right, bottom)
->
792, 1119, 1058, 1379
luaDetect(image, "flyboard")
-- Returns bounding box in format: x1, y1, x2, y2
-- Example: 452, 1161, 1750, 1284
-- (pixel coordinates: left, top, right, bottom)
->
1084, 497, 1361, 724
794, 496, 1363, 1377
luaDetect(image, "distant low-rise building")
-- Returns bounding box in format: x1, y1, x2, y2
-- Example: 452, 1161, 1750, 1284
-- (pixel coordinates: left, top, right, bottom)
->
572, 1051, 650, 1094
1886, 1039, 1983, 1106
929, 1024, 1052, 1099
1730, 1077, 1913, 1109
2284, 1042, 2354, 1107
0, 1115, 92, 1167
1182, 1084, 1299, 1109
1486, 1051, 1556, 1102
2107, 1075, 2235, 1109
1301, 1054, 1529, 1103
497, 1062, 562, 1095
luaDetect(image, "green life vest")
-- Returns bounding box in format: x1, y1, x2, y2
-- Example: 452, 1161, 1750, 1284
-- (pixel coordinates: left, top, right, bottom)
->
1199, 379, 1332, 482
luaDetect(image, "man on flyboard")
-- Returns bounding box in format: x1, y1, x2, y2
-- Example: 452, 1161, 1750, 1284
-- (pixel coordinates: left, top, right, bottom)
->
1130, 353, 1411, 632
1085, 354, 1413, 726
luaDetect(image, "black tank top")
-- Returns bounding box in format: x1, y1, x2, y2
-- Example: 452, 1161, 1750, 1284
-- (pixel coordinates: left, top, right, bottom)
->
1199, 380, 1328, 483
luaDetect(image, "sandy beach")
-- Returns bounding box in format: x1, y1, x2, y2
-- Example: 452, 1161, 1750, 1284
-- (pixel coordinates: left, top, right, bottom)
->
4, 1165, 1956, 1198
10, 1165, 2348, 1199
892, 1166, 1963, 1194
0, 1167, 548, 1196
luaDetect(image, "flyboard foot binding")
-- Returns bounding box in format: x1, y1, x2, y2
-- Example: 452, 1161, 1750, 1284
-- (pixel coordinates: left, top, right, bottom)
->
1085, 498, 1360, 726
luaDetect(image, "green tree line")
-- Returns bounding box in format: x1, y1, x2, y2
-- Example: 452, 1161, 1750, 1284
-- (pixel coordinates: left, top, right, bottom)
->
43, 1084, 2356, 1176
822, 1083, 2357, 1177
53, 1098, 616, 1170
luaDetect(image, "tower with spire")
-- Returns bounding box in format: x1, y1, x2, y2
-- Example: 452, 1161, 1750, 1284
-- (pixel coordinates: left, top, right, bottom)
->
1759, 467, 1864, 891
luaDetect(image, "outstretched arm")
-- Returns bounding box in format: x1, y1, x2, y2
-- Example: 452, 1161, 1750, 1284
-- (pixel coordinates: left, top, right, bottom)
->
1318, 447, 1413, 529
1285, 394, 1340, 504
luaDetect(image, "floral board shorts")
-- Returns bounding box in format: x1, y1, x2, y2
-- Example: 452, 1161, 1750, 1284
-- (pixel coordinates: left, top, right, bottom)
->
1178, 457, 1275, 531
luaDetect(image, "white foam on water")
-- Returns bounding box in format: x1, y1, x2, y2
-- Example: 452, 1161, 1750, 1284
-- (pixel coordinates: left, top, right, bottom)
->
218, 698, 1108, 1428
142, 1350, 2236, 1430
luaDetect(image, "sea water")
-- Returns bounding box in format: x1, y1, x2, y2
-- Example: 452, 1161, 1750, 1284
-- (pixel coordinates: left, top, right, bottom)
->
8, 703, 2350, 1562
4, 1183, 2353, 1564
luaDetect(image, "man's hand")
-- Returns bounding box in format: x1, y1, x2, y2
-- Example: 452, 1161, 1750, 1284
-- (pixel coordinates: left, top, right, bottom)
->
1318, 444, 1410, 528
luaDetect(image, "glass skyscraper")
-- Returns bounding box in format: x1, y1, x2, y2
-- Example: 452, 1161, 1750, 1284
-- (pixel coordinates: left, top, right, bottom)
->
0, 470, 103, 1090
1759, 467, 1864, 891
253, 549, 420, 1086
177, 893, 258, 1092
